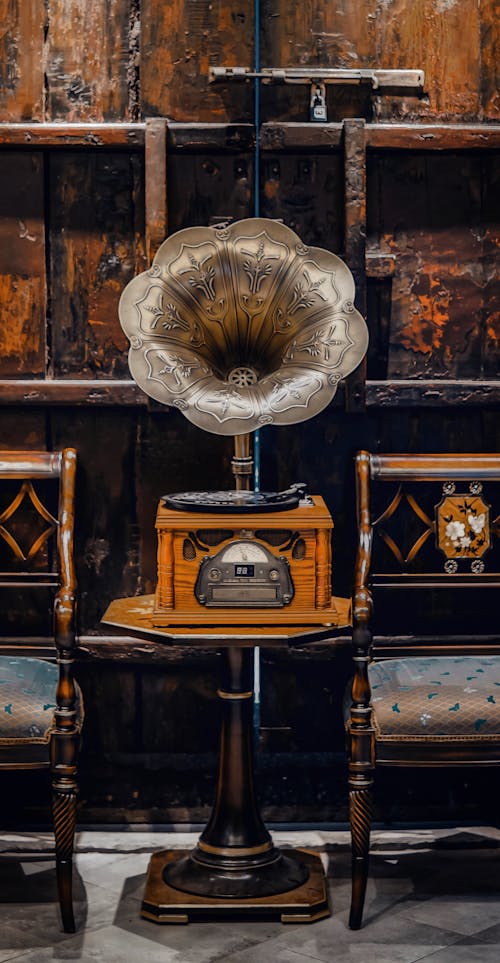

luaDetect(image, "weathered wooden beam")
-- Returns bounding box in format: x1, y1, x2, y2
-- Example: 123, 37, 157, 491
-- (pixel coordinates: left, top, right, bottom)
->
168, 123, 254, 152
0, 123, 145, 148
260, 123, 500, 151
343, 119, 367, 412
145, 118, 168, 260
77, 636, 221, 665
0, 379, 498, 407
0, 123, 498, 153
260, 123, 343, 150
366, 123, 500, 150
0, 380, 147, 405
366, 380, 500, 406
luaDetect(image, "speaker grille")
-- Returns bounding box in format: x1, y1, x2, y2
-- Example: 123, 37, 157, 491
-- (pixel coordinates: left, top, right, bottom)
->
183, 538, 196, 560
255, 530, 292, 547
196, 529, 234, 547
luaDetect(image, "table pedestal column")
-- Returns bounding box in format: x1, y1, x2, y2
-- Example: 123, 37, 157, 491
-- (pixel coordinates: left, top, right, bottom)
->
141, 646, 330, 923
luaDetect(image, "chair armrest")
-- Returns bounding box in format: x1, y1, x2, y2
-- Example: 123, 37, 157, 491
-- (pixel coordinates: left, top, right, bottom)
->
353, 451, 373, 633
55, 449, 77, 651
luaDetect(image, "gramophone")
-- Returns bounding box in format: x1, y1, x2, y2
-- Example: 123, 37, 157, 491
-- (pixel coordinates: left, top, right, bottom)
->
118, 217, 368, 626
106, 217, 368, 923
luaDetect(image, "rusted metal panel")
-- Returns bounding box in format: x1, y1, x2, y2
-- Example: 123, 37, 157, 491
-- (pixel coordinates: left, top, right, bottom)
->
0, 152, 46, 377
141, 0, 253, 121
45, 0, 130, 120
0, 0, 44, 122
368, 152, 499, 380
49, 151, 145, 378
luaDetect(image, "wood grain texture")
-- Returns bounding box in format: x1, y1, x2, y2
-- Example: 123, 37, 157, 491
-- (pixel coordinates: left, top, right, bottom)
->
45, 0, 130, 120
261, 0, 485, 122
259, 153, 343, 253
373, 0, 481, 121
141, 0, 253, 121
169, 153, 252, 232
0, 123, 145, 148
145, 118, 168, 260
153, 498, 337, 625
0, 0, 44, 121
49, 150, 145, 378
480, 0, 500, 119
0, 152, 46, 376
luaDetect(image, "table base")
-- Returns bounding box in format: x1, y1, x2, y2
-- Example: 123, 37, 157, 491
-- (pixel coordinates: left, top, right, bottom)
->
141, 848, 330, 924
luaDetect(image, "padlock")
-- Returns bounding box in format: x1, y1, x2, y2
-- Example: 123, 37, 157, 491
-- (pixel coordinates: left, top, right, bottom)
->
310, 82, 327, 122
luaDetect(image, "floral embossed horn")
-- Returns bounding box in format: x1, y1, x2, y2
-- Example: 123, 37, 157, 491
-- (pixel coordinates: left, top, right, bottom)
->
119, 218, 369, 435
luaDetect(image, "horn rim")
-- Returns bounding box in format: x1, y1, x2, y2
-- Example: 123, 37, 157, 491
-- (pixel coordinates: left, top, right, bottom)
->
119, 218, 369, 435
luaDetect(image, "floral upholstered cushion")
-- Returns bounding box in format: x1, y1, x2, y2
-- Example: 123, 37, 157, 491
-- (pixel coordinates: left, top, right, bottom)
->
369, 657, 500, 741
0, 656, 83, 746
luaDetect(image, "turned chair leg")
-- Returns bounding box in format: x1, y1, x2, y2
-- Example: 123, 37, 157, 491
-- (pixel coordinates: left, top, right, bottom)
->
52, 786, 77, 932
348, 774, 374, 930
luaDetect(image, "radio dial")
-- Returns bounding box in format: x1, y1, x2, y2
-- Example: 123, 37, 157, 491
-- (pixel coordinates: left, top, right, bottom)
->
209, 568, 221, 580
269, 569, 279, 581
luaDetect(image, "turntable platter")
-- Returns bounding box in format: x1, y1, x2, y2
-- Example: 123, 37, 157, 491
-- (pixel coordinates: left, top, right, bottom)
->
162, 482, 309, 514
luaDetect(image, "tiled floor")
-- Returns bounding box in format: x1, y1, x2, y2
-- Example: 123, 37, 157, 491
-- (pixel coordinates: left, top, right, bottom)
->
1, 826, 500, 961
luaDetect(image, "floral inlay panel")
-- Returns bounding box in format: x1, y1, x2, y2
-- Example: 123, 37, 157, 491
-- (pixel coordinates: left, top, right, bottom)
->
436, 493, 491, 561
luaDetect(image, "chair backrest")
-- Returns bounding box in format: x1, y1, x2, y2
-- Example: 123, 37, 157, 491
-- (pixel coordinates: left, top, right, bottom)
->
354, 452, 500, 653
0, 449, 77, 653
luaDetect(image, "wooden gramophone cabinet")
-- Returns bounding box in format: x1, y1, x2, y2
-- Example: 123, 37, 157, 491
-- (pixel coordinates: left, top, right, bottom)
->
153, 493, 340, 626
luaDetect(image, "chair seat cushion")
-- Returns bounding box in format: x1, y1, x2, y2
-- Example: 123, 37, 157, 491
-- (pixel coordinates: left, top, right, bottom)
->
0, 656, 83, 746
369, 656, 500, 741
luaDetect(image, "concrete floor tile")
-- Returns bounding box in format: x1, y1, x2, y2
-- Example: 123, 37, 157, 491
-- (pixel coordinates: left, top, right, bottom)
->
0, 952, 31, 963
460, 920, 500, 943
272, 905, 461, 960
75, 852, 151, 897
221, 947, 327, 963
0, 925, 185, 963
414, 946, 500, 962
113, 896, 298, 963
400, 897, 500, 937
2, 827, 500, 963
0, 858, 120, 950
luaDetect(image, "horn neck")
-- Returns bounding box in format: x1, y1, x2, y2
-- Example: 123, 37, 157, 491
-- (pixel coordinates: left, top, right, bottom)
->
232, 434, 253, 491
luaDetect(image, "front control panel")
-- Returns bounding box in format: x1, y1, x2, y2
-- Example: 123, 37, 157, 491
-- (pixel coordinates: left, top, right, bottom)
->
195, 540, 294, 607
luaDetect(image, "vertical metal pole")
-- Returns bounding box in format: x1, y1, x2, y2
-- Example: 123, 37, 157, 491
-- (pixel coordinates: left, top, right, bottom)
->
253, 0, 262, 738
253, 0, 261, 495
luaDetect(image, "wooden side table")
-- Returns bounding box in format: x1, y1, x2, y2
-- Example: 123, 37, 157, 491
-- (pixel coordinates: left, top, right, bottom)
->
102, 594, 351, 923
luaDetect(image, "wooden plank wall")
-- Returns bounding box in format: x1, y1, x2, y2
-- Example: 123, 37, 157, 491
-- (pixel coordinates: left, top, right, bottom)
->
0, 1, 499, 823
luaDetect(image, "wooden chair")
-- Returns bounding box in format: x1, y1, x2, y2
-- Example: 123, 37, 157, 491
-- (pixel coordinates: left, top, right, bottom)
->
347, 451, 500, 929
0, 449, 81, 932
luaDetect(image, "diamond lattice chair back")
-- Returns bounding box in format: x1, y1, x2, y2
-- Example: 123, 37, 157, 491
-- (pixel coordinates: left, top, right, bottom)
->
347, 451, 500, 929
0, 449, 82, 932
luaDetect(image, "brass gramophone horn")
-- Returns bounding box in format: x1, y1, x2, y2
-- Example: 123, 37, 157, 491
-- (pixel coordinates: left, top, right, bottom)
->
119, 218, 369, 435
